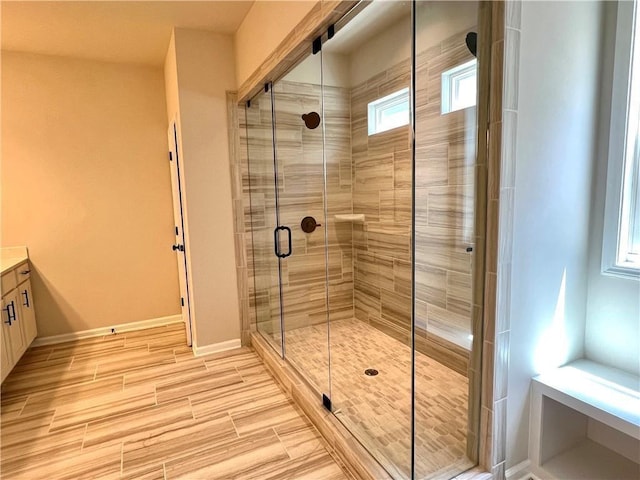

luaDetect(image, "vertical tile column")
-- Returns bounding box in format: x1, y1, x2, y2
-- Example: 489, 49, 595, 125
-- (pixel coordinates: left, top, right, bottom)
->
477, 0, 521, 477
226, 93, 253, 346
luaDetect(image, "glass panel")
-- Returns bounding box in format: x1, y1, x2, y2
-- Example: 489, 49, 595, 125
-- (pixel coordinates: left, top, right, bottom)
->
325, 1, 414, 477
272, 51, 331, 396
413, 1, 481, 478
245, 90, 283, 355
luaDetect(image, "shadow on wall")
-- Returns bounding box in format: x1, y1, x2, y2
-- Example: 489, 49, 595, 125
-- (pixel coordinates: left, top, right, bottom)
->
29, 266, 83, 337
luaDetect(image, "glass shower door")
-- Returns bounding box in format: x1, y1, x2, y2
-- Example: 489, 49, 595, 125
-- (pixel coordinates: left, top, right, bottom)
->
272, 51, 331, 398
245, 88, 284, 355
413, 1, 483, 478
323, 1, 414, 477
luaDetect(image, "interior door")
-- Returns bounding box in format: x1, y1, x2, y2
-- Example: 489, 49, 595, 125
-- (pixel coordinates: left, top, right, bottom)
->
168, 119, 193, 347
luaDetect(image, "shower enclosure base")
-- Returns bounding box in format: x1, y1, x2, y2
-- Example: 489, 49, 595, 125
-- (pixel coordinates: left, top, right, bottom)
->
252, 319, 481, 480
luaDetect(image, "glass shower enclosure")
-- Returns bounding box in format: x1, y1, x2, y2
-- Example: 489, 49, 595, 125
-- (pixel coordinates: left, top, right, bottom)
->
244, 1, 487, 478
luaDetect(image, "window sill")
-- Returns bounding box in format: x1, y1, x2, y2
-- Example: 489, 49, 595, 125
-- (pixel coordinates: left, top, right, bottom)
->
601, 264, 640, 281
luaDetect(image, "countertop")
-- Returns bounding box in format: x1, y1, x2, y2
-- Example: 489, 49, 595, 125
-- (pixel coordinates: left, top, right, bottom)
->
1, 247, 29, 275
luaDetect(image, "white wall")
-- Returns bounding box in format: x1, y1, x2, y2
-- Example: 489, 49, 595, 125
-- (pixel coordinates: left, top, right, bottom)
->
348, 1, 477, 87
284, 52, 350, 88
505, 1, 603, 468
584, 1, 640, 377
163, 28, 240, 350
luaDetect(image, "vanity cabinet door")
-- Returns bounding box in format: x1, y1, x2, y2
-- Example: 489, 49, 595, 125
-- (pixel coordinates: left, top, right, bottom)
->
1, 316, 12, 382
18, 280, 37, 346
2, 291, 27, 365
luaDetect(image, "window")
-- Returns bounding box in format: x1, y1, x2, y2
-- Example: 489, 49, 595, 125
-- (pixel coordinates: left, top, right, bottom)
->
603, 0, 640, 277
441, 59, 477, 114
367, 88, 409, 135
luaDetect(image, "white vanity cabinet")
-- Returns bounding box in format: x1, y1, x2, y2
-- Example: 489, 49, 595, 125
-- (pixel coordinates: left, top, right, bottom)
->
1, 255, 37, 383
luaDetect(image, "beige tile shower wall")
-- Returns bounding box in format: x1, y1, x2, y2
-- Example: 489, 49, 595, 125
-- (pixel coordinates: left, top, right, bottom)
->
351, 28, 476, 353
275, 80, 354, 330
239, 81, 353, 336
414, 29, 477, 351
241, 96, 280, 338
351, 62, 413, 345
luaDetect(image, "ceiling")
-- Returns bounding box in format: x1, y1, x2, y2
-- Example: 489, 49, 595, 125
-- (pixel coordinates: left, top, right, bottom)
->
1, 1, 254, 66
324, 0, 410, 55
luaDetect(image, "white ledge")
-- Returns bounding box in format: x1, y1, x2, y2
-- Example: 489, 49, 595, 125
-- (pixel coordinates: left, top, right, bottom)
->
532, 359, 640, 439
334, 214, 365, 222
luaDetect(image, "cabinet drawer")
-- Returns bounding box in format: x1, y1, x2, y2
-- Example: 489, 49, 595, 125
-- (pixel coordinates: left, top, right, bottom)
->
15, 262, 31, 284
1, 270, 17, 297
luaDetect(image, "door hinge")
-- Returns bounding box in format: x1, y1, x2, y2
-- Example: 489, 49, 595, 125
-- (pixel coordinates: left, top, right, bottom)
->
169, 151, 173, 161
312, 36, 322, 55
322, 393, 332, 411
181, 297, 185, 307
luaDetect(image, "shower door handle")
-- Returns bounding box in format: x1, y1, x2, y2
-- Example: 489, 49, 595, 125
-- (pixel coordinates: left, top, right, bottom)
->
273, 226, 292, 259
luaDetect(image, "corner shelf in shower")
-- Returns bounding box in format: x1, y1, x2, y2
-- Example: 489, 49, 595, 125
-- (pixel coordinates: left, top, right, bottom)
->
334, 214, 365, 223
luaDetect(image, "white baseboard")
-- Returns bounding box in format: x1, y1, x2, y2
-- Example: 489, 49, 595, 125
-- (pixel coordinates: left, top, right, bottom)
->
32, 314, 183, 346
506, 460, 535, 480
193, 338, 241, 357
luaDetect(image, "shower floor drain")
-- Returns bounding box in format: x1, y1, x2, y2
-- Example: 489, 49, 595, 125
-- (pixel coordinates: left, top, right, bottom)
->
364, 368, 379, 376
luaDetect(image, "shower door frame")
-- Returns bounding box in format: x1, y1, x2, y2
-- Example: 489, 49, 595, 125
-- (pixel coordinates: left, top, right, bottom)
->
235, 1, 507, 477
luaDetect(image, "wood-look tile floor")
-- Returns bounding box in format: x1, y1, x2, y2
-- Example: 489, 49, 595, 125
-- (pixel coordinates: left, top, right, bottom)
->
0, 323, 350, 480
281, 319, 474, 480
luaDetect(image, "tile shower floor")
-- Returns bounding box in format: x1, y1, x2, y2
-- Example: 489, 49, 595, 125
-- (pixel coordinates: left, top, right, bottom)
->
278, 318, 474, 479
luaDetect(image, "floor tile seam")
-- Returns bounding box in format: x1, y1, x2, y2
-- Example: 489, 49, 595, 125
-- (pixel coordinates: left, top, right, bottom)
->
48, 344, 129, 361
120, 441, 125, 477
16, 396, 28, 417
71, 344, 169, 365
47, 405, 59, 433
21, 375, 126, 411
52, 393, 159, 434
234, 365, 253, 384
271, 426, 294, 461
121, 419, 236, 476
187, 395, 195, 421
96, 358, 179, 380
229, 412, 241, 438
79, 423, 89, 452
91, 386, 188, 424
